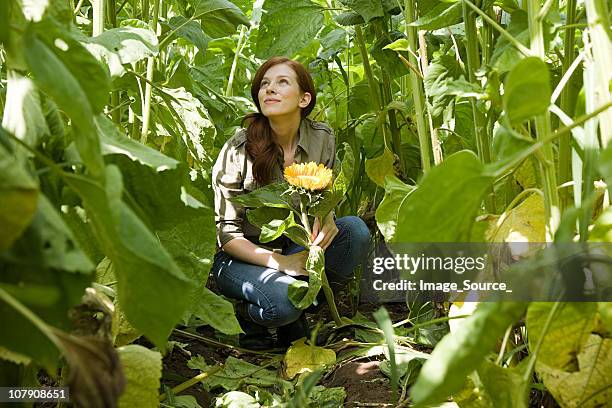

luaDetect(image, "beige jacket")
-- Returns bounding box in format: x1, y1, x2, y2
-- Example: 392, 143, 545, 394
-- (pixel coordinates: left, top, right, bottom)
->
212, 118, 336, 248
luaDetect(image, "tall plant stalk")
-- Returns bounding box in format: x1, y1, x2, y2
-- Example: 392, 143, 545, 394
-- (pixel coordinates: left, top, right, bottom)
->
140, 0, 160, 144
226, 25, 246, 97
527, 0, 560, 240
557, 0, 578, 211
404, 0, 431, 173
584, 0, 612, 147
92, 0, 104, 36
354, 25, 389, 148
462, 1, 495, 212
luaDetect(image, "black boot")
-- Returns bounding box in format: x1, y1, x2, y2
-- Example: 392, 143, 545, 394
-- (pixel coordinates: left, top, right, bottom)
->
235, 302, 276, 350
276, 313, 310, 348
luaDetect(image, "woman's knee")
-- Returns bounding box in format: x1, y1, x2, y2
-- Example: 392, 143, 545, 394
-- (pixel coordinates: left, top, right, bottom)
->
261, 298, 301, 328
339, 215, 371, 253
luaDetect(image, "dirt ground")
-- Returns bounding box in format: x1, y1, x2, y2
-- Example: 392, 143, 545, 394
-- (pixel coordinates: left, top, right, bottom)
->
158, 297, 409, 408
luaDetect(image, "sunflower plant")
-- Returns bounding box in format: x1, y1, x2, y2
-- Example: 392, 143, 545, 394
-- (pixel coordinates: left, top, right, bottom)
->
231, 148, 354, 325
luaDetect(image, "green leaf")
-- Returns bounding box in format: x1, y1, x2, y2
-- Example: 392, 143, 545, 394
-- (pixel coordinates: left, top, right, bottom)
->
288, 246, 324, 310
155, 87, 216, 166
283, 338, 336, 379
503, 57, 551, 124
334, 11, 365, 26
215, 391, 258, 408
255, 0, 324, 59
231, 183, 295, 210
188, 287, 242, 335
0, 139, 38, 251
527, 302, 597, 370
477, 360, 529, 408
84, 26, 158, 77
260, 211, 299, 243
97, 115, 179, 171
65, 166, 194, 347
194, 0, 249, 38
117, 345, 162, 408
423, 54, 463, 118
375, 175, 415, 243
2, 73, 50, 145
365, 147, 395, 187
598, 302, 612, 336
410, 302, 526, 407
536, 335, 612, 407
108, 155, 209, 231
383, 38, 409, 51
24, 22, 105, 177
163, 16, 209, 54
394, 151, 493, 242
408, 2, 463, 30
310, 143, 354, 218
338, 0, 384, 23
202, 356, 293, 392
0, 0, 10, 44
491, 11, 528, 73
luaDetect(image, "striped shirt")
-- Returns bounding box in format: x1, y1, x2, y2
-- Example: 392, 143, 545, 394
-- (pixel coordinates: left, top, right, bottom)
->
212, 118, 336, 248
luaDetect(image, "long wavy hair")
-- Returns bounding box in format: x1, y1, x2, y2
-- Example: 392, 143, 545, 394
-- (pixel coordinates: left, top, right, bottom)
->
243, 57, 317, 185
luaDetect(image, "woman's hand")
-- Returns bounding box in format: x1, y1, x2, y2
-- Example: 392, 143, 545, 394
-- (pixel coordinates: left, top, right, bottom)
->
277, 251, 309, 276
310, 212, 338, 250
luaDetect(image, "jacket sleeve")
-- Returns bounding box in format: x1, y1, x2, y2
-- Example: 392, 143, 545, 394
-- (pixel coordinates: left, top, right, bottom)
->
212, 138, 246, 247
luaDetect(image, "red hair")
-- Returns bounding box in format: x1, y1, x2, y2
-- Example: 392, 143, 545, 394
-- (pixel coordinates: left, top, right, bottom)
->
243, 57, 317, 185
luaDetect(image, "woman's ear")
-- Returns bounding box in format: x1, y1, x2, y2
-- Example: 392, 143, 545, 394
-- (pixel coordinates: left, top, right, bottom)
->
299, 92, 312, 108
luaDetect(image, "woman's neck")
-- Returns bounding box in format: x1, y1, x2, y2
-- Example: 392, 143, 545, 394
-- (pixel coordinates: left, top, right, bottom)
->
269, 113, 301, 152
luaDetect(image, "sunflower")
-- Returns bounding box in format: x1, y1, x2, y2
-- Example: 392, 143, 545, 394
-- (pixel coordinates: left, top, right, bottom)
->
284, 162, 332, 191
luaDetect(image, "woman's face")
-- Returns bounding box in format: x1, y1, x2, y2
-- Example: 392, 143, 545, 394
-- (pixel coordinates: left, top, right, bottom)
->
257, 63, 311, 119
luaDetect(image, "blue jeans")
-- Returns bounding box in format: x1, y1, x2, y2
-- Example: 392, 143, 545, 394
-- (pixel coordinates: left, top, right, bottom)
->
211, 216, 371, 328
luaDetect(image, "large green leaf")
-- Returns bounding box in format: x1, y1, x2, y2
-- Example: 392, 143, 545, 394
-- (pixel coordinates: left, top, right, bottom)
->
503, 57, 551, 125
187, 287, 242, 335
84, 26, 158, 77
474, 360, 529, 408
155, 87, 216, 166
490, 11, 528, 73
0, 0, 10, 44
23, 21, 105, 177
0, 194, 93, 372
163, 16, 209, 54
375, 176, 415, 242
526, 302, 597, 370
536, 335, 612, 407
408, 2, 463, 30
310, 143, 354, 218
255, 0, 324, 59
1, 72, 50, 145
230, 182, 295, 210
117, 345, 162, 408
199, 356, 293, 392
288, 245, 324, 310
365, 147, 395, 187
108, 155, 208, 231
394, 151, 493, 242
259, 211, 300, 243
97, 115, 179, 171
410, 302, 526, 407
0, 138, 38, 251
65, 166, 194, 347
338, 0, 384, 22
194, 0, 249, 38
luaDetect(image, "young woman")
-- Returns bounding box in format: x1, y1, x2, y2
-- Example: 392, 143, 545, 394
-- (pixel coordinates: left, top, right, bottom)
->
211, 57, 370, 349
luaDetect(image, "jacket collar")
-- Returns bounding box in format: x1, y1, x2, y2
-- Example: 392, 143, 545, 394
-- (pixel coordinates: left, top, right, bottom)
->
296, 118, 311, 156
